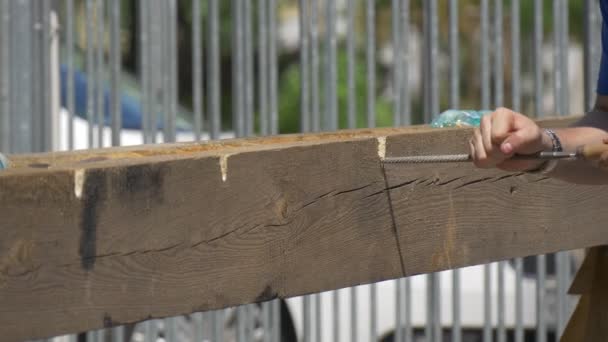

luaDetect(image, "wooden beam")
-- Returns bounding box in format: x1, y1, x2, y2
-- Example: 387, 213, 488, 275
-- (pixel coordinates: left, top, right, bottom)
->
2, 116, 606, 341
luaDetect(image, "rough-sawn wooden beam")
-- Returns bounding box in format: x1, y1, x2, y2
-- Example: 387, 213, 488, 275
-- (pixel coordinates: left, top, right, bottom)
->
1, 116, 604, 341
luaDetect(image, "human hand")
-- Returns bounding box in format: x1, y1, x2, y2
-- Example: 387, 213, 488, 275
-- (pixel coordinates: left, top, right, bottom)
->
469, 107, 553, 171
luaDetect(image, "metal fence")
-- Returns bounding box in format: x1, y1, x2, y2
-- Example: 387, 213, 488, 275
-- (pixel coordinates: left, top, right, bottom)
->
0, 0, 600, 341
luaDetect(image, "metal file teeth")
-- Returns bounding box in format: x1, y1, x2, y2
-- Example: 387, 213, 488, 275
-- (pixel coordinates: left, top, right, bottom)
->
382, 154, 472, 163
381, 151, 578, 164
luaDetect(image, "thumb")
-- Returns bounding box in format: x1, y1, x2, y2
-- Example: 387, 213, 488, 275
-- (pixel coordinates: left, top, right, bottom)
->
500, 128, 539, 155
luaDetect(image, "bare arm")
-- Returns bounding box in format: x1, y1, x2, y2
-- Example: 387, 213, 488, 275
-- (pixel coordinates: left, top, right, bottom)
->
548, 110, 608, 184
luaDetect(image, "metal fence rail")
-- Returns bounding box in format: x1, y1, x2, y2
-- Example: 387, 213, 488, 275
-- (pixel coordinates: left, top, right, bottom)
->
0, 0, 597, 341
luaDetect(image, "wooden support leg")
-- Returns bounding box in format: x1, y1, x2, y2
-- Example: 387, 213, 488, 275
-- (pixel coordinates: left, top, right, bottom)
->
560, 246, 608, 341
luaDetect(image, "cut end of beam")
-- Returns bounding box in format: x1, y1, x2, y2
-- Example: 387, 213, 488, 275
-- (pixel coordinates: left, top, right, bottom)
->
74, 169, 85, 199
377, 137, 387, 159
220, 155, 229, 182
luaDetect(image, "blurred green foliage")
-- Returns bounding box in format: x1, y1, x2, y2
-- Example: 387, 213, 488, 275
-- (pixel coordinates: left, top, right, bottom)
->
110, 0, 587, 133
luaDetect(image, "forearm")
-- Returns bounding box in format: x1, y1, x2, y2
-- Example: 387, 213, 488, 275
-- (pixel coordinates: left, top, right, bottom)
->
548, 110, 608, 184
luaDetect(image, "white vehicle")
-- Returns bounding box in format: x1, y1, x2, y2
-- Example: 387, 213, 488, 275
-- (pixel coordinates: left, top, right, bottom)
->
286, 260, 558, 342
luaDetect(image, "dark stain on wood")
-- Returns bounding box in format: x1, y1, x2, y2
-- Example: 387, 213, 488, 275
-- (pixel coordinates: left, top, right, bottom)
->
102, 313, 114, 328
255, 285, 278, 302
28, 163, 50, 169
79, 157, 109, 164
79, 170, 107, 271
119, 164, 166, 203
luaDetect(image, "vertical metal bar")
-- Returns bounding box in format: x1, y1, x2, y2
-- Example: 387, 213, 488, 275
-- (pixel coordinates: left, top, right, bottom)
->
452, 271, 461, 342
512, 2, 524, 341
31, 0, 41, 152
237, 306, 246, 342
139, 0, 151, 143
310, 0, 320, 132
370, 284, 377, 342
346, 0, 356, 129
481, 0, 490, 110
391, 0, 402, 126
96, 329, 106, 342
272, 299, 280, 342
533, 0, 543, 117
315, 293, 322, 342
537, 255, 546, 342
144, 0, 152, 144
351, 287, 357, 342
233, 0, 244, 138
396, 279, 403, 342
405, 279, 413, 342
424, 0, 439, 122
560, 0, 569, 114
259, 0, 269, 136
555, 1, 568, 337
263, 303, 271, 342
515, 258, 524, 342
165, 317, 176, 342
86, 0, 95, 148
66, 0, 75, 150
96, 0, 105, 148
583, 0, 595, 112
366, 0, 375, 128
0, 0, 9, 152
494, 2, 505, 342
449, 0, 459, 109
149, 0, 159, 144
428, 273, 442, 342
161, 0, 170, 142
494, 0, 503, 108
303, 296, 311, 342
213, 310, 224, 342
208, 0, 221, 139
244, 0, 254, 137
450, 4, 461, 342
534, 3, 547, 341
269, 0, 278, 134
512, 0, 521, 113
497, 262, 505, 342
557, 251, 568, 337
483, 264, 492, 342
194, 312, 205, 342
400, 0, 410, 126
333, 291, 340, 342
110, 0, 121, 146
481, 3, 492, 341
112, 326, 124, 342
299, 0, 310, 133
169, 0, 177, 142
144, 319, 156, 342
554, 0, 563, 115
43, 0, 53, 151
247, 305, 255, 342
192, 0, 203, 141
10, 0, 33, 153
325, 0, 338, 131
425, 2, 440, 341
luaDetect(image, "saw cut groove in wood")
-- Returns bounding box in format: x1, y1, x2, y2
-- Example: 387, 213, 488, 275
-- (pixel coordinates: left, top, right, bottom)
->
2, 116, 604, 341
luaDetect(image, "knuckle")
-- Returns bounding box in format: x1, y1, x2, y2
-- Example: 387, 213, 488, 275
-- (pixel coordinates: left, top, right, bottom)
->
495, 107, 510, 116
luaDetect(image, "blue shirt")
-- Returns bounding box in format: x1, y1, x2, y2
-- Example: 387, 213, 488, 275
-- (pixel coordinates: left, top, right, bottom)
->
599, 0, 608, 94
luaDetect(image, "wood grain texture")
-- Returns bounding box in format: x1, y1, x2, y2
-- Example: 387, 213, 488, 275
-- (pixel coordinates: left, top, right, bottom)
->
2, 116, 606, 341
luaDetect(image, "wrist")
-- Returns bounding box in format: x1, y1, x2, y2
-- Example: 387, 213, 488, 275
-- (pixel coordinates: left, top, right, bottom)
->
526, 129, 563, 174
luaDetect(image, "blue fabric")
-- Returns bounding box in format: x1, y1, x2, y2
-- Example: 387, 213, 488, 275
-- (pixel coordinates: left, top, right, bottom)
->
598, 0, 608, 94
